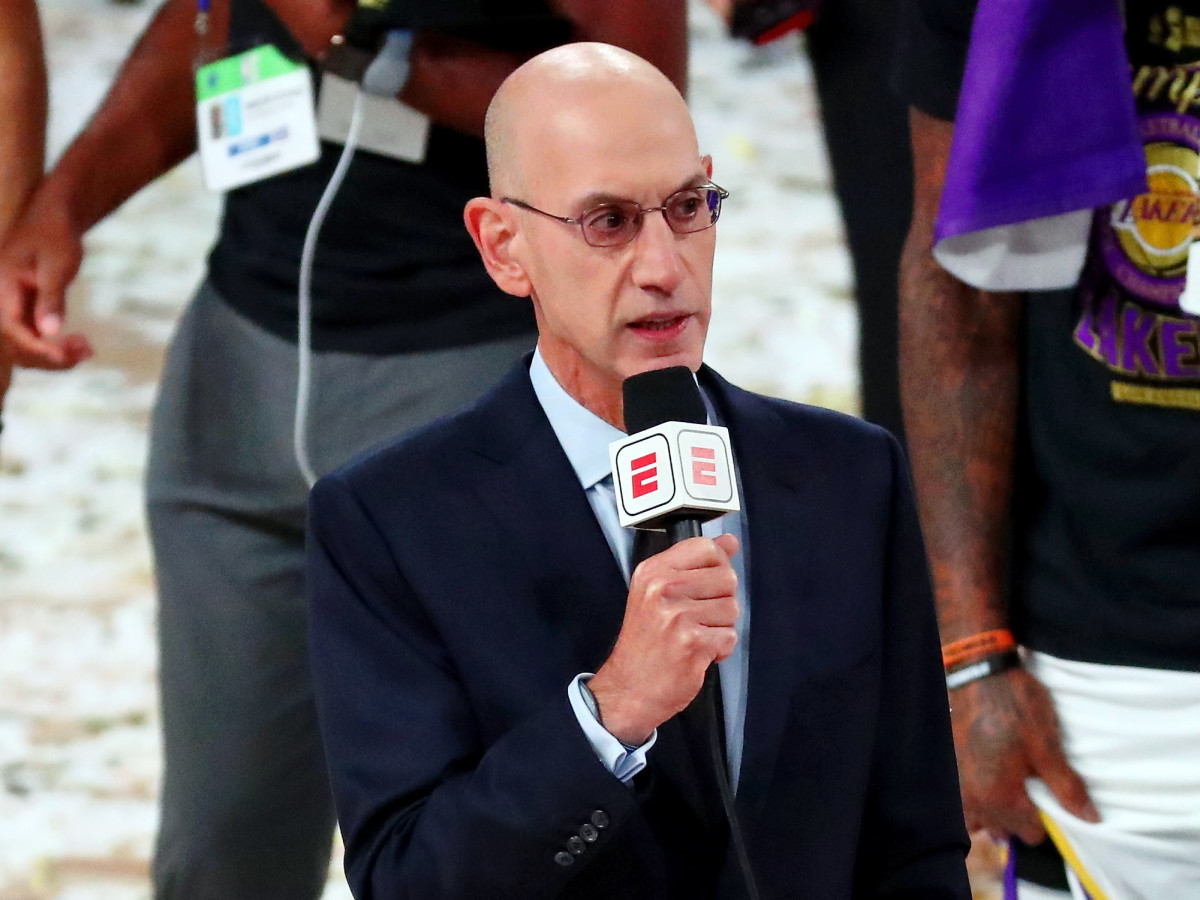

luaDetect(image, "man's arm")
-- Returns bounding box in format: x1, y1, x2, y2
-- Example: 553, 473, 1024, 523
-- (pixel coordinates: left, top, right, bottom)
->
0, 0, 48, 418
898, 107, 1097, 844
0, 0, 45, 236
307, 473, 649, 899
0, 0, 229, 370
0, 0, 685, 372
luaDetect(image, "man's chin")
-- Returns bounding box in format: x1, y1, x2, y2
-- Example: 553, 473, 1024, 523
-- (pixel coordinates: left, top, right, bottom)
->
625, 349, 704, 380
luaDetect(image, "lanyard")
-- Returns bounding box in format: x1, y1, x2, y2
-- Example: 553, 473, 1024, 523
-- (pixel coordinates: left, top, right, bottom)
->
195, 0, 211, 38
194, 0, 220, 68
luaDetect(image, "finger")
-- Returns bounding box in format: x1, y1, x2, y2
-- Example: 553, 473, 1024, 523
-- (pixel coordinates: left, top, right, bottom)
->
658, 535, 738, 570
691, 595, 740, 629
659, 566, 738, 604
1007, 795, 1048, 846
0, 280, 60, 363
2, 285, 90, 370
8, 339, 76, 370
708, 625, 739, 662
679, 620, 738, 665
0, 276, 23, 332
3, 323, 80, 370
61, 333, 94, 366
1028, 737, 1101, 823
972, 785, 1046, 846
713, 533, 740, 560
33, 277, 66, 339
3, 317, 72, 368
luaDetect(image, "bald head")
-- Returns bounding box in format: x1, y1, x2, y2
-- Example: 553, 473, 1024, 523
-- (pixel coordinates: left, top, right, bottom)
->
463, 43, 716, 430
485, 43, 695, 198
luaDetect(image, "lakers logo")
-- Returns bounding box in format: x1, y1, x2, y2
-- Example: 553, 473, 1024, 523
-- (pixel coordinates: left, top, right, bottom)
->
1098, 114, 1200, 308
1110, 142, 1200, 278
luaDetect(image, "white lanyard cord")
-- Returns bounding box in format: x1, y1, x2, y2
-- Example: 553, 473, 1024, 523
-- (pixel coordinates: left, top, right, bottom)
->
294, 88, 365, 487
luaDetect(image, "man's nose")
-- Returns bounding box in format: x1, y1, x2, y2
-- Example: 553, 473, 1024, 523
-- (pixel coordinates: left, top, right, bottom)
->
630, 211, 685, 293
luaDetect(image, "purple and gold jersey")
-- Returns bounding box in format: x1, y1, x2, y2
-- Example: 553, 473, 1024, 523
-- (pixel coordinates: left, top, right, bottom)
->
1015, 2, 1200, 672
893, 0, 1200, 672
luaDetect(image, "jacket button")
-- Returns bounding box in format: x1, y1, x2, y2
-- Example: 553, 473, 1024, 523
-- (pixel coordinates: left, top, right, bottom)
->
567, 835, 586, 854
580, 823, 599, 842
591, 809, 610, 829
554, 851, 574, 867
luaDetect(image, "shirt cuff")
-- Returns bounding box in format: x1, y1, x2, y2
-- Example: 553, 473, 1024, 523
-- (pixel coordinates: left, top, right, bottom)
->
567, 673, 656, 784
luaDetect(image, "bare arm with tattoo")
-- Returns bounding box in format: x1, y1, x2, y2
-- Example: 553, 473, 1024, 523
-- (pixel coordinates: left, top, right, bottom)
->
899, 107, 1100, 844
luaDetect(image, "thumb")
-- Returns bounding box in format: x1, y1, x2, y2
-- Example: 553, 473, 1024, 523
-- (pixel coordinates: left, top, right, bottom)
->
33, 242, 82, 338
713, 532, 740, 560
1028, 733, 1100, 823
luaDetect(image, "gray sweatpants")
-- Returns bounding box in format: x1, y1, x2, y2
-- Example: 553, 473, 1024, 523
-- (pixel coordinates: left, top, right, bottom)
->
145, 281, 533, 898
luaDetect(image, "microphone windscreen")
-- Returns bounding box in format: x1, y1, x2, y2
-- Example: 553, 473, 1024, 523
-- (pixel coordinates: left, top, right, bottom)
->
623, 367, 706, 434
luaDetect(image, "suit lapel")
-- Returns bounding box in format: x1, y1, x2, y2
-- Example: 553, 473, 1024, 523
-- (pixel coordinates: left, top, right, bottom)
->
463, 363, 629, 674
465, 364, 724, 827
701, 369, 816, 821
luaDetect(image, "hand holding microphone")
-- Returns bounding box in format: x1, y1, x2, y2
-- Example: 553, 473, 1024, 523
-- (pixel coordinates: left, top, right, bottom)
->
587, 366, 742, 746
588, 532, 740, 746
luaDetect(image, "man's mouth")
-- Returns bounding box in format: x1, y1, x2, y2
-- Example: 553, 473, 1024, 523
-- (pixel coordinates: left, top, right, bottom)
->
628, 314, 690, 336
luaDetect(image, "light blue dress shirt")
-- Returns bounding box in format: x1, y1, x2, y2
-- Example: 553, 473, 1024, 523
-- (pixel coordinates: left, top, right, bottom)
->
528, 350, 750, 791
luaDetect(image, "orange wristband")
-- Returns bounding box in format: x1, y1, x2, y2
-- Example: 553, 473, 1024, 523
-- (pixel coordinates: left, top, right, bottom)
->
941, 629, 1016, 671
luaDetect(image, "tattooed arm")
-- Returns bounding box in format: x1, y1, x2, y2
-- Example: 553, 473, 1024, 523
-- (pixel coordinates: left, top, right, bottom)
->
899, 108, 1099, 844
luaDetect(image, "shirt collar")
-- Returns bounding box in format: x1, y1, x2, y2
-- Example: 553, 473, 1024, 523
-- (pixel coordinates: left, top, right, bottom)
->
529, 348, 626, 491
529, 348, 716, 491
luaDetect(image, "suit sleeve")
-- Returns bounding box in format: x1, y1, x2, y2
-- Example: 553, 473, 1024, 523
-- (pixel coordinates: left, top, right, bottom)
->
857, 435, 973, 898
306, 473, 641, 899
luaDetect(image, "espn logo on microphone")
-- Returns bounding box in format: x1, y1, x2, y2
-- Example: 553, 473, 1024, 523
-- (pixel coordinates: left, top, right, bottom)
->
609, 422, 740, 529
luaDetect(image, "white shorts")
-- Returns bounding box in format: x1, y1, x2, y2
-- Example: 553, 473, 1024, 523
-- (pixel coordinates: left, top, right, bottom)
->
1023, 651, 1200, 900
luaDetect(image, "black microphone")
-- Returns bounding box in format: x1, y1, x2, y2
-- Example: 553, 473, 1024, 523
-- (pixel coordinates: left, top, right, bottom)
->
620, 366, 761, 900
622, 366, 714, 545
622, 366, 705, 435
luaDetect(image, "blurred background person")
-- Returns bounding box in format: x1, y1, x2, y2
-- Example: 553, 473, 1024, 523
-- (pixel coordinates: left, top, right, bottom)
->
0, 0, 51, 452
707, 0, 913, 443
0, 0, 686, 896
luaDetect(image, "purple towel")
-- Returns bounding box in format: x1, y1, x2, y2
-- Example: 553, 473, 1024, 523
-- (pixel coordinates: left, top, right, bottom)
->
934, 0, 1148, 290
938, 0, 1145, 240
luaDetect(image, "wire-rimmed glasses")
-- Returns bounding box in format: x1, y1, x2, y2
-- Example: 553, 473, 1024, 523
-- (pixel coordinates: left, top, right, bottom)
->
502, 184, 729, 248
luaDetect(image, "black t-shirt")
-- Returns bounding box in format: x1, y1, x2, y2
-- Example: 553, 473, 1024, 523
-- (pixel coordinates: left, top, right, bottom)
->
207, 0, 567, 354
894, 0, 1200, 672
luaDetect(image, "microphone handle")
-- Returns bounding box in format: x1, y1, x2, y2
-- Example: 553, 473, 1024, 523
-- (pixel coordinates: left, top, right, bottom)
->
666, 517, 704, 544
665, 513, 719, 734
665, 514, 762, 899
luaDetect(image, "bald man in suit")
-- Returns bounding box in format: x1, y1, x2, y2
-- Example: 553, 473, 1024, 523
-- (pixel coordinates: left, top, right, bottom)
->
307, 43, 970, 900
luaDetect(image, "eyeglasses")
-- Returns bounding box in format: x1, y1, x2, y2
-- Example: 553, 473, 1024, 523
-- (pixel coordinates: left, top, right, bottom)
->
502, 184, 730, 248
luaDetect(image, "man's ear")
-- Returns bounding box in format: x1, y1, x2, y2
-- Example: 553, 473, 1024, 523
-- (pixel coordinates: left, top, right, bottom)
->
464, 198, 532, 298
701, 154, 713, 180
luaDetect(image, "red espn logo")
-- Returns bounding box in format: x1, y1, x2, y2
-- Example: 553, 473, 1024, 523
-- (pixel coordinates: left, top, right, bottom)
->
630, 453, 658, 498
691, 446, 717, 487
610, 423, 738, 527
635, 447, 717, 497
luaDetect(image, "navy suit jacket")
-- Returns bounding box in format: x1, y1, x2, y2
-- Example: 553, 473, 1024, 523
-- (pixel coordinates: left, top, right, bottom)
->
307, 360, 971, 899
